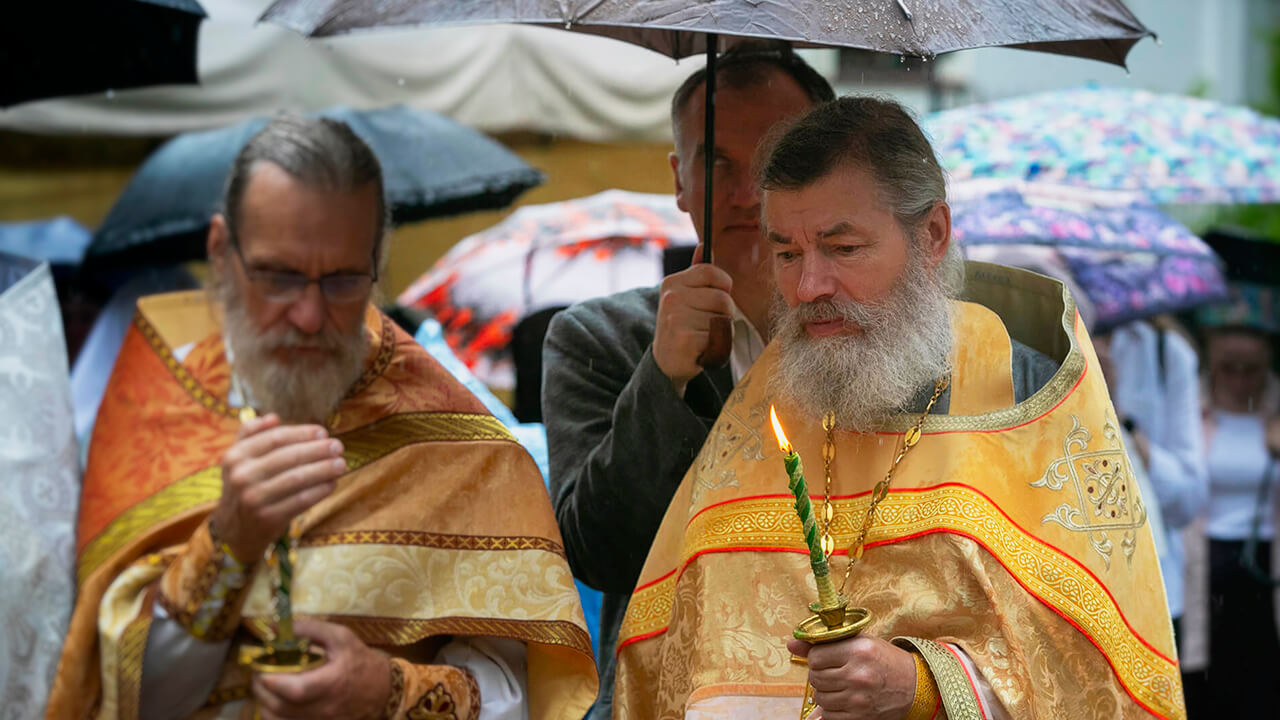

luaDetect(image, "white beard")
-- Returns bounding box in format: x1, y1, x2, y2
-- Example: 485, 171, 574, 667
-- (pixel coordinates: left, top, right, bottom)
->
221, 284, 367, 425
770, 250, 954, 432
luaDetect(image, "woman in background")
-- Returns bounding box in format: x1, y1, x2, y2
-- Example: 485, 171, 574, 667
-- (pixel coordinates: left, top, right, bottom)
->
1187, 325, 1279, 716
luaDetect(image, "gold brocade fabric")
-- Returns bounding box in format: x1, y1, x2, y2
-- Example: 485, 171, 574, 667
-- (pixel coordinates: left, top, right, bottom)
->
46, 291, 597, 720
614, 265, 1184, 720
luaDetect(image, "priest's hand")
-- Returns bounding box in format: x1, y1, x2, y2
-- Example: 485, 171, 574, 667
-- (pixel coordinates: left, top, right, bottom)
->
787, 635, 917, 720
653, 242, 735, 395
209, 413, 346, 562
253, 618, 392, 720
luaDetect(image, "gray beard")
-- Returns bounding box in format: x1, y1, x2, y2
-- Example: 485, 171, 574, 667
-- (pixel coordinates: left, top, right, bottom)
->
221, 284, 367, 425
770, 253, 954, 432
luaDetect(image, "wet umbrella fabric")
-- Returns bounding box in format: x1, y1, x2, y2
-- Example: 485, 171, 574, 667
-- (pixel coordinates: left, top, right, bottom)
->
398, 190, 696, 390
953, 183, 1229, 331
925, 86, 1280, 205
264, 0, 1155, 367
0, 216, 91, 269
261, 0, 1152, 66
1, 0, 206, 107
89, 105, 543, 267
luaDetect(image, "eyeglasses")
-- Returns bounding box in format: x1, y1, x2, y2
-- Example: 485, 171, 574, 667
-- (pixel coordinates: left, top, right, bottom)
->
230, 237, 377, 305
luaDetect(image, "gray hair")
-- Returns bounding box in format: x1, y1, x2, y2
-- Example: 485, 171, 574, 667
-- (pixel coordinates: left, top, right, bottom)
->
222, 114, 390, 268
758, 95, 963, 294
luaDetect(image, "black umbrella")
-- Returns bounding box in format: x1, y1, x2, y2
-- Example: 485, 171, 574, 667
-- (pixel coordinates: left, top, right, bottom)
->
262, 0, 1154, 365
0, 0, 206, 108
89, 104, 545, 267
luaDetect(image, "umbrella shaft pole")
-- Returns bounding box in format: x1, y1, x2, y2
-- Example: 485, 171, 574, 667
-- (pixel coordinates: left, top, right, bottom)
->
703, 34, 717, 265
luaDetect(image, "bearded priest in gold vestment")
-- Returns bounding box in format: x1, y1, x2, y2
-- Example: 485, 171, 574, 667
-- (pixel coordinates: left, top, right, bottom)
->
45, 116, 597, 720
612, 97, 1185, 720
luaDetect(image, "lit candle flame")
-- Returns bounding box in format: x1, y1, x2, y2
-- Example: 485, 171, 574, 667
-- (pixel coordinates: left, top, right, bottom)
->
769, 405, 792, 454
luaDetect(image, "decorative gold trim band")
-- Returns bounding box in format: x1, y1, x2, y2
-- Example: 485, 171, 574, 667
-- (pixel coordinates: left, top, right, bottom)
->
115, 611, 152, 720
894, 637, 981, 720
135, 312, 235, 419
79, 467, 222, 587
79, 411, 516, 585
620, 573, 677, 643
301, 529, 562, 555
246, 615, 593, 658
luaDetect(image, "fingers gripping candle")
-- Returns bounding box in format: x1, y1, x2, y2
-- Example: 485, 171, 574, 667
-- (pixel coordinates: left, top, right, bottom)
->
770, 406, 839, 610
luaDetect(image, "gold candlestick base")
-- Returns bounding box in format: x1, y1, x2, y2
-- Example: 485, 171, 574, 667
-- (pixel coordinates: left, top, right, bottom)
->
239, 638, 326, 674
794, 598, 874, 720
793, 600, 873, 643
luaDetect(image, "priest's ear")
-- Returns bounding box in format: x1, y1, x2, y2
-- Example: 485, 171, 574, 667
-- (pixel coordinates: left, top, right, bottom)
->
919, 201, 952, 269
207, 213, 231, 279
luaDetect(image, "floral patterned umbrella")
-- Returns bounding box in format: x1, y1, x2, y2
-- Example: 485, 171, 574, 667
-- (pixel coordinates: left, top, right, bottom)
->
952, 182, 1229, 330
925, 86, 1280, 205
398, 190, 696, 389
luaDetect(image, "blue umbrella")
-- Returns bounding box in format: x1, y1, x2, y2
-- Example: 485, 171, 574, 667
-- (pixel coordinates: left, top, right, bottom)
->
90, 105, 544, 267
0, 216, 91, 268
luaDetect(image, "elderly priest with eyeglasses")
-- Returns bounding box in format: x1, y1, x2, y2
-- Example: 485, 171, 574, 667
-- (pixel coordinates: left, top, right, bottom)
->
45, 116, 597, 720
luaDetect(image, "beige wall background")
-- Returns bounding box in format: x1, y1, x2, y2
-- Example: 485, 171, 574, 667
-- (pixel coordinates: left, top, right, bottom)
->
0, 133, 677, 299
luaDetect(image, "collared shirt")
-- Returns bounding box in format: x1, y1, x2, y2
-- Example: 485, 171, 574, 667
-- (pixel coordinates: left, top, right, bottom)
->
730, 301, 766, 384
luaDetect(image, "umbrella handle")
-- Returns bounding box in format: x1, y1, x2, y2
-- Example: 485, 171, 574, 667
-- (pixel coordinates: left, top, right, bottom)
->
698, 315, 732, 369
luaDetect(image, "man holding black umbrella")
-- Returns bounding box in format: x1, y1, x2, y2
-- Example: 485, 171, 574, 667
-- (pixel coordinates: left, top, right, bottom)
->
542, 42, 833, 718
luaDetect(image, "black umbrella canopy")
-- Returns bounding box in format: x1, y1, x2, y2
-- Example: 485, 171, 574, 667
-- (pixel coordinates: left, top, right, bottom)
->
262, 0, 1153, 66
0, 0, 206, 108
89, 105, 544, 267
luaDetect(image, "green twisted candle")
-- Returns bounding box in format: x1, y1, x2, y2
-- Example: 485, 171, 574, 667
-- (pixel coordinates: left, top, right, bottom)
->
772, 406, 839, 610
273, 536, 296, 644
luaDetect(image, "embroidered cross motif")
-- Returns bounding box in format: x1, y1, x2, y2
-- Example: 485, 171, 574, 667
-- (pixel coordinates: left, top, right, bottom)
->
691, 375, 768, 505
1031, 415, 1147, 568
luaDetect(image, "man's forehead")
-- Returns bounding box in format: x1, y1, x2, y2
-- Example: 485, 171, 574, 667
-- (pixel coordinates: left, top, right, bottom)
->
237, 163, 376, 222
233, 164, 379, 260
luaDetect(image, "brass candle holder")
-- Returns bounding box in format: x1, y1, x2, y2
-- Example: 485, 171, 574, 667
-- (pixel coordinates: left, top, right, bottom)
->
793, 578, 874, 720
233, 407, 325, 674
237, 517, 324, 673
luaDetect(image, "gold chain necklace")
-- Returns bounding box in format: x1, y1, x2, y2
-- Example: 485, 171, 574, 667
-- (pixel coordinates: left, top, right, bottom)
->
814, 375, 951, 594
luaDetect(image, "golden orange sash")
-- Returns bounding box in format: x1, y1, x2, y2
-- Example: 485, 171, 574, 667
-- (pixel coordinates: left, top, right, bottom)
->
48, 291, 597, 720
614, 264, 1184, 720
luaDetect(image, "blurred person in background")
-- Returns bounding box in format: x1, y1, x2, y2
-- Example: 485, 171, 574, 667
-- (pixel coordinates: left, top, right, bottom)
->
1094, 318, 1208, 636
45, 115, 597, 720
1180, 323, 1280, 717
